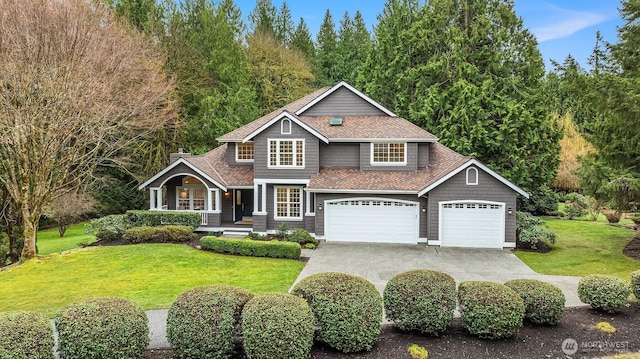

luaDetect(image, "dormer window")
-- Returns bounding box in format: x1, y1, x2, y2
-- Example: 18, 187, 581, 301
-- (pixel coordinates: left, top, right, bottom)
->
236, 142, 254, 162
281, 118, 292, 134
466, 167, 478, 185
371, 143, 406, 165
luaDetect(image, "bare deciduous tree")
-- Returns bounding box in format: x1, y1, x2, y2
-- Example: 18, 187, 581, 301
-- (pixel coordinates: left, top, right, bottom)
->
45, 191, 96, 237
0, 0, 175, 259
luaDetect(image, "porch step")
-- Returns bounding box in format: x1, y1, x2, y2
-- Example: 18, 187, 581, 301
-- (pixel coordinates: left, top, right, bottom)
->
223, 230, 250, 238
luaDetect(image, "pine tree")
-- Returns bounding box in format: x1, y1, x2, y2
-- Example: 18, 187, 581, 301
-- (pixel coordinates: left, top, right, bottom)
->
316, 9, 339, 86
275, 1, 294, 46
360, 0, 560, 191
248, 0, 276, 37
291, 17, 316, 63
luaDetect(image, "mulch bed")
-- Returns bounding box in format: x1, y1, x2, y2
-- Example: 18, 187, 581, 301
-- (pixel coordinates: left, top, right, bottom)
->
623, 237, 640, 261
145, 304, 640, 359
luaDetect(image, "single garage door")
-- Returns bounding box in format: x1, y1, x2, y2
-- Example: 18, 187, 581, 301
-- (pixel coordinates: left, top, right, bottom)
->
325, 198, 419, 243
440, 201, 505, 248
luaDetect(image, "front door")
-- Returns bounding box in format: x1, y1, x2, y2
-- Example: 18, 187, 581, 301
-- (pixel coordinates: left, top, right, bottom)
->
234, 189, 254, 221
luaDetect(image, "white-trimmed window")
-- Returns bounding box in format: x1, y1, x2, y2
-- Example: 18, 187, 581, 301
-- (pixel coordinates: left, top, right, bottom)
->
177, 186, 206, 210
269, 139, 304, 168
235, 142, 254, 162
466, 167, 478, 185
281, 118, 292, 134
274, 186, 302, 220
371, 143, 406, 165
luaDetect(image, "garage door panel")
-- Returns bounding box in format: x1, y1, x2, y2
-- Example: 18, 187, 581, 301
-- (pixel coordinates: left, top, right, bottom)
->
326, 199, 418, 243
440, 202, 504, 248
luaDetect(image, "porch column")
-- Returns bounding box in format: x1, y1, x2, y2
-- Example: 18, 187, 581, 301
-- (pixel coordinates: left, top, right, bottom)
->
156, 187, 163, 210
149, 189, 156, 210
254, 182, 260, 212
207, 189, 214, 211
215, 189, 221, 212
261, 184, 267, 214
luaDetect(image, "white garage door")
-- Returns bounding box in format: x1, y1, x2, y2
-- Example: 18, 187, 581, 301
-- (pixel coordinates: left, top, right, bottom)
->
440, 201, 505, 248
325, 199, 419, 243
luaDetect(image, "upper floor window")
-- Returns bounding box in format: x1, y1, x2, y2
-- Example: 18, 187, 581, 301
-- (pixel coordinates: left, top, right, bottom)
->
466, 167, 478, 185
236, 142, 254, 162
281, 118, 292, 134
371, 143, 406, 165
269, 139, 304, 168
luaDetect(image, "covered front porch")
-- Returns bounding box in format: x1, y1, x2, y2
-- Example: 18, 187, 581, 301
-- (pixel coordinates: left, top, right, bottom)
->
146, 175, 255, 232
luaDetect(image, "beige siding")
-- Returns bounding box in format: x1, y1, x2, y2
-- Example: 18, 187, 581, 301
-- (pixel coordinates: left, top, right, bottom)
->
299, 87, 387, 116
426, 167, 517, 243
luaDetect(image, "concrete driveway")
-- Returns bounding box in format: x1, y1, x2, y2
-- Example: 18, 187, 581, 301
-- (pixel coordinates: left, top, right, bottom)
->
293, 242, 583, 307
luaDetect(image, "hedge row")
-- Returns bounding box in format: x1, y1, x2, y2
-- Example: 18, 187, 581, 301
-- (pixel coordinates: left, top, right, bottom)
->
126, 210, 201, 229
200, 236, 301, 259
123, 225, 197, 243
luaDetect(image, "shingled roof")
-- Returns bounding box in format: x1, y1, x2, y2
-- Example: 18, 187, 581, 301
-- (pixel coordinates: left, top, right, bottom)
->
307, 143, 471, 193
217, 87, 331, 142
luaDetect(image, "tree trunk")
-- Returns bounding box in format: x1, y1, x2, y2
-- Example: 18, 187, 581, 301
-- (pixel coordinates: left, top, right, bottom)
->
20, 208, 39, 259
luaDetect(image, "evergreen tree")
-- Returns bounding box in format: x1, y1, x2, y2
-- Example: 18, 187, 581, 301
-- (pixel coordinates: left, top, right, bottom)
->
361, 0, 560, 191
248, 0, 276, 37
584, 0, 640, 182
357, 0, 421, 109
291, 17, 316, 63
275, 1, 294, 46
316, 9, 339, 86
162, 0, 258, 153
336, 11, 372, 85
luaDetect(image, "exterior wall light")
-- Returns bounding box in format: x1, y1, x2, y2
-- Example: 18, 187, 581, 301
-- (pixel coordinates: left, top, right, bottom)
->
508, 207, 513, 215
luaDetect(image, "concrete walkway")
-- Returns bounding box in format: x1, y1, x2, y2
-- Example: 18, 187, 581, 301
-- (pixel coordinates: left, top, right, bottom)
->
143, 242, 583, 350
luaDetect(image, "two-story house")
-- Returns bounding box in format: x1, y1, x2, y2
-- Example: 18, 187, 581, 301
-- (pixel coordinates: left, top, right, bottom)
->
139, 82, 528, 248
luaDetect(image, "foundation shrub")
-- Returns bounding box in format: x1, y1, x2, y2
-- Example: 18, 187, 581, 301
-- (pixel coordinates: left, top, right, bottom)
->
504, 279, 565, 325
578, 275, 630, 313
0, 311, 53, 359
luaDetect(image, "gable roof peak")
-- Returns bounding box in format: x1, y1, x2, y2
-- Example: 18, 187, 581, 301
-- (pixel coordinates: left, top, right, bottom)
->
295, 81, 397, 117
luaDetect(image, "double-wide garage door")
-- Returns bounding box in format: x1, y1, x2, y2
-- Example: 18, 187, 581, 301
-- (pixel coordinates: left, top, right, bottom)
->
325, 199, 419, 243
440, 202, 505, 248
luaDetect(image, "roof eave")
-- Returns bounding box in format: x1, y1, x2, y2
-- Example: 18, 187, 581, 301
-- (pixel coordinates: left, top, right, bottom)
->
418, 159, 529, 198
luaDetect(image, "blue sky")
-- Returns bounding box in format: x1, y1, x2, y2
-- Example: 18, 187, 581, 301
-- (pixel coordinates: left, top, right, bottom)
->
234, 0, 624, 71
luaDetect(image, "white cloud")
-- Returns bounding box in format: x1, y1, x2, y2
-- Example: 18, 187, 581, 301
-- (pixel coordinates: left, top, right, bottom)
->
531, 5, 609, 43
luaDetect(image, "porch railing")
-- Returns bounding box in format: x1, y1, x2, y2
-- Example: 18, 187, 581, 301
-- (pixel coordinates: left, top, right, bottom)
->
200, 212, 208, 226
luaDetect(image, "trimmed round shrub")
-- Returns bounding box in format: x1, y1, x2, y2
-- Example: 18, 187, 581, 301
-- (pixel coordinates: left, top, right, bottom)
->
578, 275, 630, 313
291, 272, 382, 353
631, 270, 640, 300
55, 297, 148, 359
242, 293, 314, 359
166, 285, 253, 359
383, 270, 456, 335
504, 279, 565, 325
0, 311, 54, 359
458, 281, 525, 339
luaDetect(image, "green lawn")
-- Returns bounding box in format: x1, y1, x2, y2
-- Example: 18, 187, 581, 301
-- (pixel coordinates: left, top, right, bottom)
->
37, 222, 96, 255
557, 202, 634, 225
515, 218, 639, 279
0, 244, 304, 317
